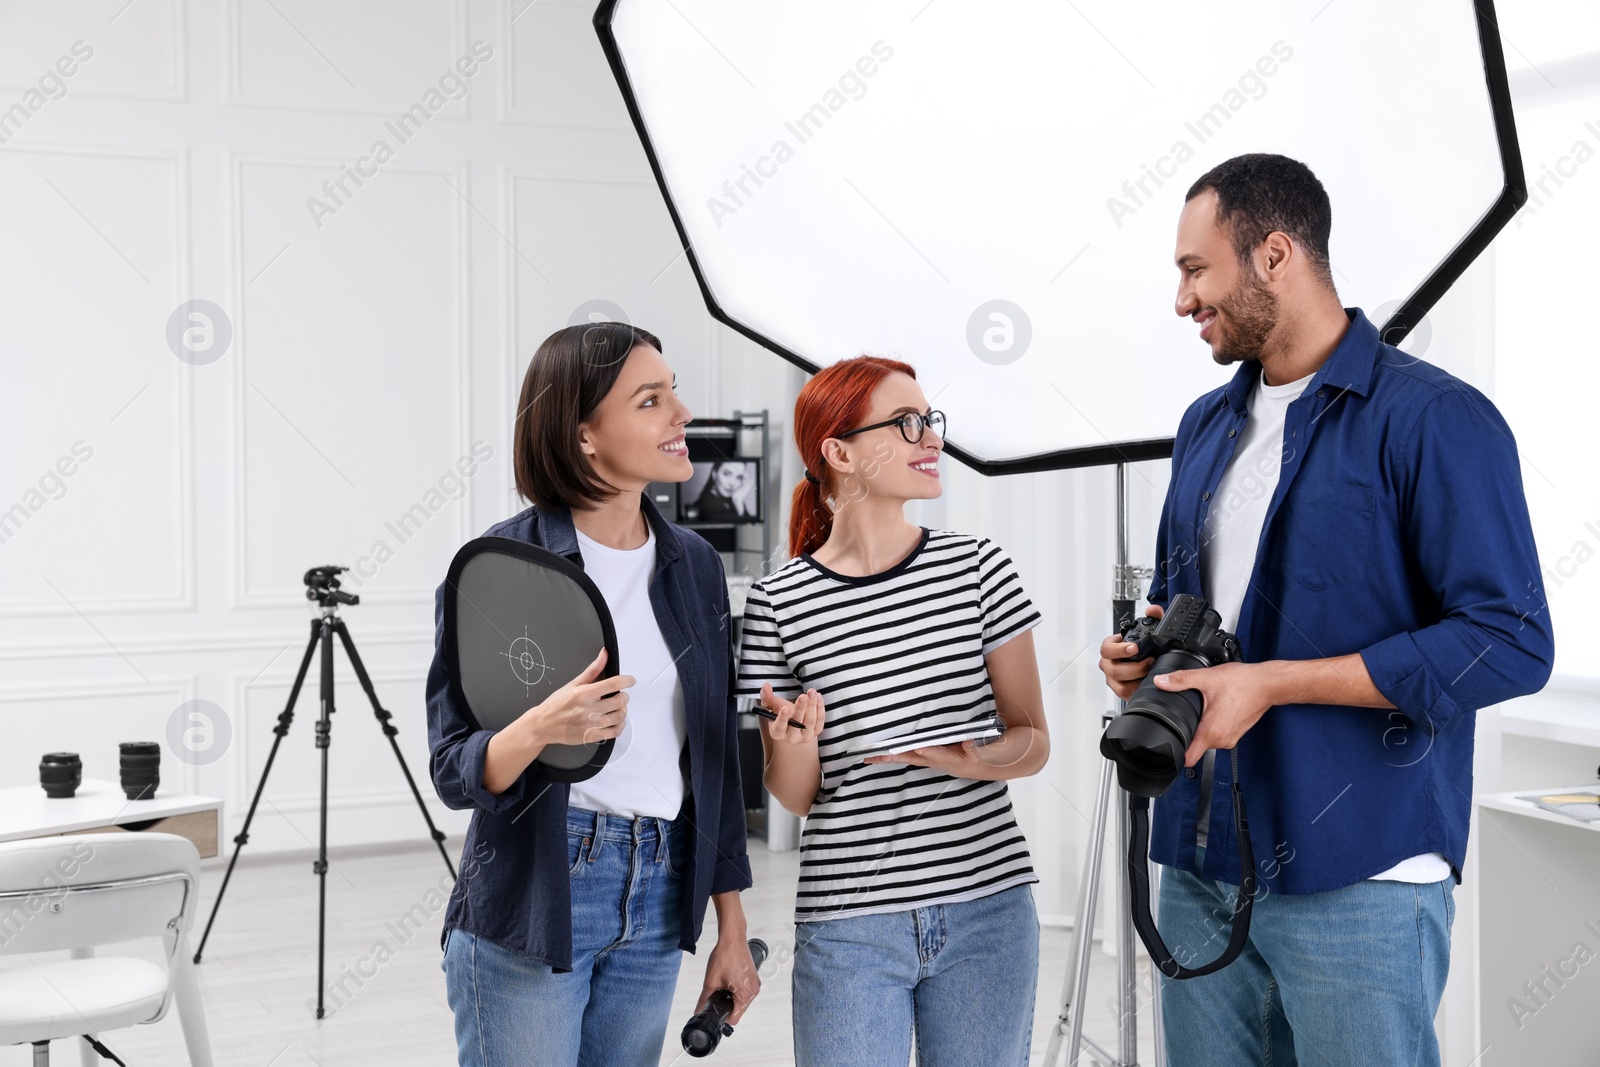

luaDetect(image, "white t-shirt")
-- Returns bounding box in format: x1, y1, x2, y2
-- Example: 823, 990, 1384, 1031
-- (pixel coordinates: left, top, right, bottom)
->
566, 524, 688, 820
1201, 371, 1312, 636
1196, 369, 1450, 884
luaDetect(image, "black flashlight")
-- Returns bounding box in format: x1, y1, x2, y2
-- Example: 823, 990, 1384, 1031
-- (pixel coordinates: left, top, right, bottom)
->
680, 938, 768, 1057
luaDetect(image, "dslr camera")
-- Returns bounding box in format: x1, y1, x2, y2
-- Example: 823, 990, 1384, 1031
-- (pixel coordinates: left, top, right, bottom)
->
1100, 593, 1240, 797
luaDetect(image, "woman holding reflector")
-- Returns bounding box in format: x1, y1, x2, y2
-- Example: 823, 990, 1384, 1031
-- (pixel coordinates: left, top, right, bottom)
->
427, 322, 759, 1066
736, 356, 1050, 1066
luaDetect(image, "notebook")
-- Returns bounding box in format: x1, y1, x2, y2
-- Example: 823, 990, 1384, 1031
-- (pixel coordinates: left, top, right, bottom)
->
855, 716, 1005, 759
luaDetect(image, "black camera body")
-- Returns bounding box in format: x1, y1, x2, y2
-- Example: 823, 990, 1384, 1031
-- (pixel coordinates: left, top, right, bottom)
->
1100, 593, 1241, 798
1120, 593, 1240, 667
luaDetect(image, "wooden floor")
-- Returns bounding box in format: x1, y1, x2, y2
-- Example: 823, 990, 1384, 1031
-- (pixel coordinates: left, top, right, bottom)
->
1, 839, 1155, 1066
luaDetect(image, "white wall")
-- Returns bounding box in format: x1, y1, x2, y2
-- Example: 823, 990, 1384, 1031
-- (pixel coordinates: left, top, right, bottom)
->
0, 0, 794, 856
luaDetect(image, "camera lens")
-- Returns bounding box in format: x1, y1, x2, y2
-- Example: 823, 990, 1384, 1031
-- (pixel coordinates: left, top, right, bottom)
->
1121, 743, 1177, 777
39, 752, 82, 799
119, 741, 161, 801
1100, 651, 1206, 797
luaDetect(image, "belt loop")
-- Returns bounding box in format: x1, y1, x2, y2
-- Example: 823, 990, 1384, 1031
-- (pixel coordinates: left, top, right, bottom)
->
593, 811, 606, 862
655, 817, 668, 865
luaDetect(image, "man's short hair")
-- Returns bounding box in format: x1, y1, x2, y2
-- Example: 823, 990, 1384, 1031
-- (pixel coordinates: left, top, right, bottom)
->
513, 321, 663, 511
1186, 153, 1334, 287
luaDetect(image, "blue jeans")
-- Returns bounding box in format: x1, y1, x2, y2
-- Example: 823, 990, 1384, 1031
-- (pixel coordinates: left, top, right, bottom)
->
791, 884, 1040, 1067
1158, 847, 1455, 1067
441, 807, 687, 1067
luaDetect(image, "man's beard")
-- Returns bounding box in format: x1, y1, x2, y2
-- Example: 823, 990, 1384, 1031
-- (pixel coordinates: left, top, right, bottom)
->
1210, 263, 1279, 366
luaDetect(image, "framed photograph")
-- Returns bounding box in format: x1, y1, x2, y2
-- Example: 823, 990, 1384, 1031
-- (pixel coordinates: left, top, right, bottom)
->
679, 459, 761, 524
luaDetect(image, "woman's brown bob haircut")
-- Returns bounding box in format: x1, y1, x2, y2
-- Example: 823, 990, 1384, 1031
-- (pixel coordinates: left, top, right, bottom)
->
513, 321, 663, 511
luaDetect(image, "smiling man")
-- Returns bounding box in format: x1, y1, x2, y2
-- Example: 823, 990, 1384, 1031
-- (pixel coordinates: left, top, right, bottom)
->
1097, 153, 1554, 1066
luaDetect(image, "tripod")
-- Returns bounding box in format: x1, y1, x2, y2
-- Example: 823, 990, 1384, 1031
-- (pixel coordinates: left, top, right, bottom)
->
1044, 463, 1166, 1067
193, 566, 457, 1019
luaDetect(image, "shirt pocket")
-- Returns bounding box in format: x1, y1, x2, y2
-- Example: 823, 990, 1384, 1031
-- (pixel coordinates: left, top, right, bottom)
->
1276, 481, 1375, 590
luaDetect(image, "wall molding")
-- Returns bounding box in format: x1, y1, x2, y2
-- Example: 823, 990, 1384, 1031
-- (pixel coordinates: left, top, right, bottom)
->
0, 140, 197, 618
226, 150, 473, 610
230, 665, 432, 815
0, 0, 188, 103
223, 0, 471, 121
496, 0, 633, 132
498, 164, 661, 477
0, 623, 433, 661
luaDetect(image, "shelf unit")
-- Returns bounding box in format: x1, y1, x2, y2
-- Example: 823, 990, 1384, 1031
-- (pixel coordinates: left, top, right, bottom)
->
646, 409, 800, 848
670, 409, 773, 584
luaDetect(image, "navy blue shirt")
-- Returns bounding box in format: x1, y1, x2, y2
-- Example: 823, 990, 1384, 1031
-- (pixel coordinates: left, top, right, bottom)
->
426, 494, 752, 968
1146, 308, 1554, 895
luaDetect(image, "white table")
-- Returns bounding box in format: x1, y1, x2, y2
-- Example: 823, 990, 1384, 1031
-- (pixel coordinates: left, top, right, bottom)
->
1475, 788, 1600, 1065
0, 777, 222, 858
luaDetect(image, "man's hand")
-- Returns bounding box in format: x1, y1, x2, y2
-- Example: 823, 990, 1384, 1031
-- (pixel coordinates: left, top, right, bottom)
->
1097, 604, 1164, 700
1155, 660, 1283, 768
697, 931, 761, 1026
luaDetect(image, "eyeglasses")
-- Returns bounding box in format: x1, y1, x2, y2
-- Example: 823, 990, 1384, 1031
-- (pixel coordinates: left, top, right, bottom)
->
835, 409, 947, 446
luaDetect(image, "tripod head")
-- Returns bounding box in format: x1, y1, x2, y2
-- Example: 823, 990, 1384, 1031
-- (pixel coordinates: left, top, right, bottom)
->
304, 565, 359, 610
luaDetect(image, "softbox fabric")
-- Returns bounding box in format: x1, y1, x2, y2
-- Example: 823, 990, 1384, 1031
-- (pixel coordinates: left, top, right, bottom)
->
596, 0, 1523, 473
443, 537, 620, 783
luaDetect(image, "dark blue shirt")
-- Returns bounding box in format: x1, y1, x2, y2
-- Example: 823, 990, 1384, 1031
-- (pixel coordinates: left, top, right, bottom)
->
1146, 308, 1554, 894
426, 494, 752, 968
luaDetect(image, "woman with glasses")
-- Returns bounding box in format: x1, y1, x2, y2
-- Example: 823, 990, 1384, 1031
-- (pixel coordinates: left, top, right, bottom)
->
735, 355, 1050, 1066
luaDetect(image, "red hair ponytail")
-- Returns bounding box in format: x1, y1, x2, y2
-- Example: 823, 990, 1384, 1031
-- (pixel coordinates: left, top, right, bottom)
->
788, 356, 916, 559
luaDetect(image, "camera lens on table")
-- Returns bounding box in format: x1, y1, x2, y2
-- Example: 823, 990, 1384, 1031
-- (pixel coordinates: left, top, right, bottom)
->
119, 741, 162, 801
39, 752, 82, 799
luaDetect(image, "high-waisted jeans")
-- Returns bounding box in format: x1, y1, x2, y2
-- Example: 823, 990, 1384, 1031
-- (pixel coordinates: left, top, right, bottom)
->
442, 807, 687, 1067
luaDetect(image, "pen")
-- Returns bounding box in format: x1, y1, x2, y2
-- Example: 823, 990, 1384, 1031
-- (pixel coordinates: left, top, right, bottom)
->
750, 705, 808, 731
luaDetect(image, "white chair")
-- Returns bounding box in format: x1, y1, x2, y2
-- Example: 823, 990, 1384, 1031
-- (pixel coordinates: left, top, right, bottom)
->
0, 832, 213, 1066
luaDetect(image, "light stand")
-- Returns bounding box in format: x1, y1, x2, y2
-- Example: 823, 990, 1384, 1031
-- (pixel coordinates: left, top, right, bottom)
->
192, 566, 457, 1019
1044, 462, 1165, 1067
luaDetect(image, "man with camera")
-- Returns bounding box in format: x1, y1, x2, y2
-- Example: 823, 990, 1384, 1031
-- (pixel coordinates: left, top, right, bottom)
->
1098, 153, 1554, 1066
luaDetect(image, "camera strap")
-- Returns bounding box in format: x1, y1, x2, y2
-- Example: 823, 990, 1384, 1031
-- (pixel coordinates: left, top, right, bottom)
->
1125, 750, 1256, 980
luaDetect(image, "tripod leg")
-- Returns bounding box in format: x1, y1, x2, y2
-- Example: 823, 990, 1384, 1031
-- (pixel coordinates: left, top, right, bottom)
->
315, 614, 334, 1020
1149, 861, 1167, 1067
193, 620, 319, 963
1047, 772, 1102, 1066
1045, 753, 1116, 1067
334, 620, 457, 880
1116, 788, 1138, 1064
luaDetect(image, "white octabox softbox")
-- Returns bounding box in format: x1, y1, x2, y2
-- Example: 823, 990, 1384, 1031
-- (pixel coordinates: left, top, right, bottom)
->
594, 1, 1523, 473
